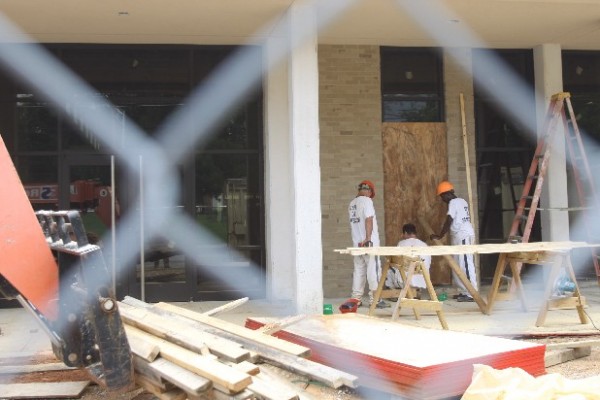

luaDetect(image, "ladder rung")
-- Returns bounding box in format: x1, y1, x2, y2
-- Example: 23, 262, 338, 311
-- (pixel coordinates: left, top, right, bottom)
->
522, 195, 534, 200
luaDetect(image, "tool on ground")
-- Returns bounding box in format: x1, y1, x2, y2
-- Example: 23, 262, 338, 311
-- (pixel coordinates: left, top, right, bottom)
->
339, 298, 361, 313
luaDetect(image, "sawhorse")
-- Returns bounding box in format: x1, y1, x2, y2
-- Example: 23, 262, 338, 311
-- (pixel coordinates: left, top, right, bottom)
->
369, 255, 449, 330
486, 250, 587, 326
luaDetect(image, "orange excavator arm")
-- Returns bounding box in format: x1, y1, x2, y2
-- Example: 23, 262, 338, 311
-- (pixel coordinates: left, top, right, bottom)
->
0, 136, 133, 391
0, 139, 59, 320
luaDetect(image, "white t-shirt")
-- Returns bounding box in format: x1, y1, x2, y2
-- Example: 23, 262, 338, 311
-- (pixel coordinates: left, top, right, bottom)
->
348, 195, 380, 247
447, 197, 475, 240
387, 237, 431, 288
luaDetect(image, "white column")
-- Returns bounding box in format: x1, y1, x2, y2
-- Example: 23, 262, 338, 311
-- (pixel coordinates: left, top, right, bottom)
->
288, 2, 323, 314
264, 37, 294, 302
534, 43, 569, 241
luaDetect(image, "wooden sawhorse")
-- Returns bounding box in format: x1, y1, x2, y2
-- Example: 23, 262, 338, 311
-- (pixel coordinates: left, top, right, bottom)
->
486, 250, 587, 326
369, 255, 448, 330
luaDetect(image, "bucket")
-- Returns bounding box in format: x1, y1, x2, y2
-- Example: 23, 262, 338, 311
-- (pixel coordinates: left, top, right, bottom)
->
323, 304, 333, 315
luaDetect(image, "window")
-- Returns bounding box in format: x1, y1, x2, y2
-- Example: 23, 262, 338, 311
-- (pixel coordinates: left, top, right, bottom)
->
563, 51, 600, 146
380, 47, 444, 122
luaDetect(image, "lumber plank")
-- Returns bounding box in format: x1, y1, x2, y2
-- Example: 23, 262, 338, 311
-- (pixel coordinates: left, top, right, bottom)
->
225, 360, 260, 376
247, 366, 303, 400
203, 297, 249, 316
0, 362, 75, 374
154, 302, 310, 357
335, 240, 598, 257
120, 302, 249, 362
247, 377, 299, 400
545, 347, 591, 367
186, 323, 357, 389
0, 381, 89, 398
545, 339, 600, 350
257, 314, 307, 335
136, 374, 187, 400
133, 355, 168, 385
135, 370, 172, 391
128, 333, 161, 362
211, 388, 256, 400
148, 357, 213, 394
125, 325, 252, 392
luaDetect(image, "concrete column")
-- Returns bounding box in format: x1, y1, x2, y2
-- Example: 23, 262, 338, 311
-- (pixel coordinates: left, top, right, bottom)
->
288, 2, 323, 314
534, 43, 570, 242
264, 37, 294, 302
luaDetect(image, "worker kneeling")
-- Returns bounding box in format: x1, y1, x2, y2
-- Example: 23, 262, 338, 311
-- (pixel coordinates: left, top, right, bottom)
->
385, 223, 431, 299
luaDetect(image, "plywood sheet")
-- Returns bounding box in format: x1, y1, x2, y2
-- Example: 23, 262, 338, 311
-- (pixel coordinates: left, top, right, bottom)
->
382, 122, 450, 283
246, 314, 546, 400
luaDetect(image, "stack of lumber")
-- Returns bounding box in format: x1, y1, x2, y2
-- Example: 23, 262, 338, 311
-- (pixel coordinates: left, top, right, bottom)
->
246, 313, 547, 400
119, 297, 358, 399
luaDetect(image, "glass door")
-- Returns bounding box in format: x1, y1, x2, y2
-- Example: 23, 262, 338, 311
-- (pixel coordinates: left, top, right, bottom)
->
125, 156, 195, 302
62, 154, 118, 292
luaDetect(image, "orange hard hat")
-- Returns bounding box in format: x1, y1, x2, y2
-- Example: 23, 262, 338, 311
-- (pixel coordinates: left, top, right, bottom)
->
358, 180, 375, 198
436, 181, 454, 196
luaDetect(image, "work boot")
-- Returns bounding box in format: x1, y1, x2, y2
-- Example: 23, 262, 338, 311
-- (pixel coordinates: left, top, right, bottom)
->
456, 294, 474, 302
375, 300, 390, 308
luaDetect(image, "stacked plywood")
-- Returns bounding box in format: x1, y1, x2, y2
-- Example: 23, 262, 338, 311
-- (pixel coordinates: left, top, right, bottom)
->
119, 297, 358, 399
245, 313, 547, 400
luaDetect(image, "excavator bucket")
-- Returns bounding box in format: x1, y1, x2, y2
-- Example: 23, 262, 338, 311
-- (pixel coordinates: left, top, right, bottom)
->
0, 136, 133, 391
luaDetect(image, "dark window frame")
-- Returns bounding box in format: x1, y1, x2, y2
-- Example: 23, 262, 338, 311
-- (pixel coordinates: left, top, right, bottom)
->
380, 47, 445, 122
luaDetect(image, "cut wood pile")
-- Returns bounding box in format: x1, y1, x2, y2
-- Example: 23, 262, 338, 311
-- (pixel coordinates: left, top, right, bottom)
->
119, 296, 358, 400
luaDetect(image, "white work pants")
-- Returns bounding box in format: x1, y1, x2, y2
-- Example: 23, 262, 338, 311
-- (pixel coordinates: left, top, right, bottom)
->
451, 235, 478, 296
351, 254, 381, 302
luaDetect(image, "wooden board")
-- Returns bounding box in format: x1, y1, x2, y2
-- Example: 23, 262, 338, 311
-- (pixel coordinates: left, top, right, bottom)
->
0, 363, 75, 375
0, 381, 89, 398
124, 325, 252, 392
336, 241, 596, 257
382, 122, 450, 284
154, 302, 310, 357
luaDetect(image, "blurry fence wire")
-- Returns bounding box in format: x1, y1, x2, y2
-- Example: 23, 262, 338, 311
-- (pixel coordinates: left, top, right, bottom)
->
0, 0, 598, 306
0, 0, 356, 304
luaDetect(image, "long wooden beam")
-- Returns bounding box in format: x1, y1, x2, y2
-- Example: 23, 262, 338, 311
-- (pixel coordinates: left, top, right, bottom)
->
335, 240, 597, 257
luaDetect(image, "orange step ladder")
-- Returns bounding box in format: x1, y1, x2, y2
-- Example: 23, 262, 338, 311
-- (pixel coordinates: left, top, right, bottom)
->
508, 92, 600, 282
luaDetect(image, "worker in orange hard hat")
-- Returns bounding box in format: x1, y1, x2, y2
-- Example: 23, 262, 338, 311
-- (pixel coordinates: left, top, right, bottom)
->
343, 179, 389, 311
358, 179, 375, 198
431, 181, 478, 302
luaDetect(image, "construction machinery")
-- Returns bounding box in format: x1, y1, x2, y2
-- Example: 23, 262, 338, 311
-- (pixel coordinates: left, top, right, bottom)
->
0, 135, 133, 391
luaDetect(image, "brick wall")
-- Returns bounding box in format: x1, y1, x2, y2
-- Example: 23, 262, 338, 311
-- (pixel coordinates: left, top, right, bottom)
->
319, 45, 384, 298
318, 46, 477, 297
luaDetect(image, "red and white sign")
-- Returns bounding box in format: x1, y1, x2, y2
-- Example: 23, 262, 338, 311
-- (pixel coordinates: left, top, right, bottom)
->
24, 184, 58, 203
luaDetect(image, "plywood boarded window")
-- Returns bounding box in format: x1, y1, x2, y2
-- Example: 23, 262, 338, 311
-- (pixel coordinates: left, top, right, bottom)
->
382, 122, 451, 284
